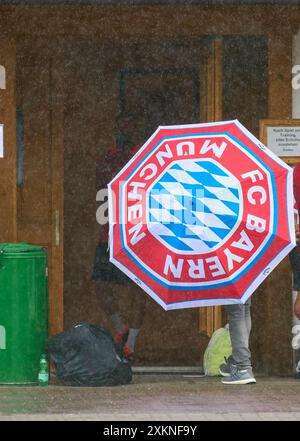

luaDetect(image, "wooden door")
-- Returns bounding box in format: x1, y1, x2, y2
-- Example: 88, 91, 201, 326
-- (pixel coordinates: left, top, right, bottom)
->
63, 38, 220, 366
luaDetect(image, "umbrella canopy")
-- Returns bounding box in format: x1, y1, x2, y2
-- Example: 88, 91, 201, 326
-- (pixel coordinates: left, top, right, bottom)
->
108, 120, 296, 310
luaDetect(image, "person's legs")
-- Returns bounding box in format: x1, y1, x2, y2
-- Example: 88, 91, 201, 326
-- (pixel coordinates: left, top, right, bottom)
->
222, 300, 255, 384
225, 301, 252, 369
94, 280, 127, 334
295, 292, 300, 320
219, 298, 251, 377
290, 246, 300, 320
92, 242, 146, 359
128, 284, 147, 329
245, 298, 252, 341
124, 284, 147, 356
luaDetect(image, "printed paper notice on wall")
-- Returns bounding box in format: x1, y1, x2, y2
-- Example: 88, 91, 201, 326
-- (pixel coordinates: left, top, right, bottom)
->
260, 119, 300, 165
267, 126, 300, 157
0, 124, 3, 158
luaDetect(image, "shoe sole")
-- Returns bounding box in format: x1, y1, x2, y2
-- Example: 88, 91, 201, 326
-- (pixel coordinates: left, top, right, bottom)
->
219, 368, 231, 377
222, 378, 257, 385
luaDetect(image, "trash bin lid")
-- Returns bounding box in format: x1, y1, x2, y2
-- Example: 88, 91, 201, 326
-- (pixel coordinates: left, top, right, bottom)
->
0, 242, 46, 254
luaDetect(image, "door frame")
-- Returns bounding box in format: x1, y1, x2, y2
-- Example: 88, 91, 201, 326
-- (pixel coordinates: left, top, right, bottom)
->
199, 38, 224, 337
49, 44, 64, 336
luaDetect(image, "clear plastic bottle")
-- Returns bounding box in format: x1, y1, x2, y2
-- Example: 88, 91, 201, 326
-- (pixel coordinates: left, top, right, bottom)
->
38, 353, 49, 386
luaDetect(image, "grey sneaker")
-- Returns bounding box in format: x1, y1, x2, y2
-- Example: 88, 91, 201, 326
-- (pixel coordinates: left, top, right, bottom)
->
219, 355, 234, 377
221, 365, 256, 385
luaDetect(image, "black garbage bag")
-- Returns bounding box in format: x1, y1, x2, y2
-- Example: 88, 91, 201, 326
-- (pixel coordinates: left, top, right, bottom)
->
47, 323, 132, 386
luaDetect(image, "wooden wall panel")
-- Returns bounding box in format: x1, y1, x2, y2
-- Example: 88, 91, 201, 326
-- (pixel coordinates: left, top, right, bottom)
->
17, 63, 51, 245
268, 33, 293, 120
0, 39, 16, 243
1, 5, 300, 39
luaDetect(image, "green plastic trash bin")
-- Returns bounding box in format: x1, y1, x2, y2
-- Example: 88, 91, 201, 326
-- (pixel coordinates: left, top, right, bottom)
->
0, 242, 48, 384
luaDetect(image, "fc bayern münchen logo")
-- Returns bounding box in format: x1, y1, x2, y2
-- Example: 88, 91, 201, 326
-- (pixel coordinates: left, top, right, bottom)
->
147, 159, 241, 254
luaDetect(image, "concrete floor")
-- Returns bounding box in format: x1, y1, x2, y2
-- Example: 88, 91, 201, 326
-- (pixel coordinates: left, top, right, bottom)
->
0, 375, 300, 421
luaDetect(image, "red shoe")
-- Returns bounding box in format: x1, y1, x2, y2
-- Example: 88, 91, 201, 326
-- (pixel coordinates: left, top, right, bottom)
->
123, 346, 145, 366
114, 327, 129, 345
123, 344, 134, 360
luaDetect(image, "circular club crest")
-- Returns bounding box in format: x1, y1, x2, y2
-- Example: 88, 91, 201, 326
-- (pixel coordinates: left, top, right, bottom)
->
147, 158, 242, 254
109, 121, 293, 309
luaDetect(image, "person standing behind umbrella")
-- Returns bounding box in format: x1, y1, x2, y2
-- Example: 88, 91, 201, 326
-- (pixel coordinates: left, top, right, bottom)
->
290, 163, 300, 320
92, 112, 146, 362
218, 298, 256, 385
219, 163, 300, 385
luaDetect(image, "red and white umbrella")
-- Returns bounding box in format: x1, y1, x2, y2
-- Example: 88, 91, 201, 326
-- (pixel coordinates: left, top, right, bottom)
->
108, 120, 296, 310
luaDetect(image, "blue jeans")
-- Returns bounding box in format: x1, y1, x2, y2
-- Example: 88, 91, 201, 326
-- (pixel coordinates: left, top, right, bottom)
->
225, 299, 252, 369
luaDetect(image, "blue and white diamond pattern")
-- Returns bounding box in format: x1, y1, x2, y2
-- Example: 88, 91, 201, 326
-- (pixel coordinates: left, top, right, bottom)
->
147, 159, 241, 254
